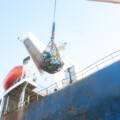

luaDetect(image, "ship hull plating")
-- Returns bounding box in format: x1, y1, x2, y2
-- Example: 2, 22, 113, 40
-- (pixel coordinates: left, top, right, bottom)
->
2, 61, 120, 120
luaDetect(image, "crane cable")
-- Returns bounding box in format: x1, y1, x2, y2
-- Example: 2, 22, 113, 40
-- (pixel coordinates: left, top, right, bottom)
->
51, 0, 57, 41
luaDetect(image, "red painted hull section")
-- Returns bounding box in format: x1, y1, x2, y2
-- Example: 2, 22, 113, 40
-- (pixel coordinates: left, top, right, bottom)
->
4, 66, 23, 91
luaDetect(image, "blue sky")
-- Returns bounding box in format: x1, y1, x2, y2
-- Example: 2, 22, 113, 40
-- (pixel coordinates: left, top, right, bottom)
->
0, 0, 120, 92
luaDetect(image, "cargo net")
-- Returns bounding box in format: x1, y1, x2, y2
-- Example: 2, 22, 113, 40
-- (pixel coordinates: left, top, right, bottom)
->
38, 40, 64, 74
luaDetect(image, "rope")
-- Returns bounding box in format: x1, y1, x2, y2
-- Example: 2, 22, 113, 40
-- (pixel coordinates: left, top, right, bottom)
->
53, 0, 56, 22
51, 0, 57, 41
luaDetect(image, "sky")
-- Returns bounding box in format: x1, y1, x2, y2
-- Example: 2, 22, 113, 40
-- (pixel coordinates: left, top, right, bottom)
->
0, 0, 120, 93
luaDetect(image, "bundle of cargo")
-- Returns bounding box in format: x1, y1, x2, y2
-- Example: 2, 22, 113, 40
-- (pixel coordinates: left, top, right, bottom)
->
38, 40, 64, 74
38, 0, 64, 74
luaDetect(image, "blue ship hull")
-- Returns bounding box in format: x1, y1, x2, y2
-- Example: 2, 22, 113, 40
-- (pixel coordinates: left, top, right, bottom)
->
20, 60, 120, 120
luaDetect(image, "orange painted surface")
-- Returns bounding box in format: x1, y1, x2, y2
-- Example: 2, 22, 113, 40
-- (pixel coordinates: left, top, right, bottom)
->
4, 66, 23, 91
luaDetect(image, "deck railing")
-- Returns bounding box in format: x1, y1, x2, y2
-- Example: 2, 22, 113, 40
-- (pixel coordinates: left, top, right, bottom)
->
36, 50, 120, 96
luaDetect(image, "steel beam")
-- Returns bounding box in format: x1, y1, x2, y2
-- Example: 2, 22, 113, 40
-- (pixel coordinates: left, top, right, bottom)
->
90, 0, 120, 4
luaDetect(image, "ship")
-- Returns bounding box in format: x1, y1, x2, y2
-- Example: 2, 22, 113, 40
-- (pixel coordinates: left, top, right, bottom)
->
1, 0, 120, 120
